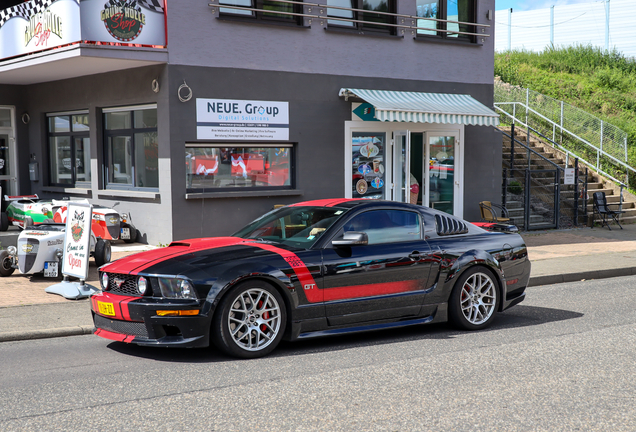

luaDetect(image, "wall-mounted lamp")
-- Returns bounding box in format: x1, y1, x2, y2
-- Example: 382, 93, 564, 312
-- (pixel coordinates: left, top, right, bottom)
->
21, 113, 30, 124
152, 78, 160, 93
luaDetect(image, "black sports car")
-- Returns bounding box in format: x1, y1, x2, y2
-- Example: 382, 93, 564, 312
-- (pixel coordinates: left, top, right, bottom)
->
91, 199, 531, 358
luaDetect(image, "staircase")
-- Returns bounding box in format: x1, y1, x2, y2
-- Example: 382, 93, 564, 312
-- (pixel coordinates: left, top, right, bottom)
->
500, 126, 636, 227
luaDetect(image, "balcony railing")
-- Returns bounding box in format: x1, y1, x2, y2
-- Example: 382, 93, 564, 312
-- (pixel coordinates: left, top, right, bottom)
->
208, 0, 491, 40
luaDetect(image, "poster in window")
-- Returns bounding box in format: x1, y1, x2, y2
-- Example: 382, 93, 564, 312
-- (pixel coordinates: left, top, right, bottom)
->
352, 132, 385, 199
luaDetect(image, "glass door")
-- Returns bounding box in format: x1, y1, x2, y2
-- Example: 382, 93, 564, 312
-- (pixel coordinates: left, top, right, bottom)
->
392, 130, 411, 202
0, 107, 16, 197
426, 133, 458, 215
351, 131, 387, 200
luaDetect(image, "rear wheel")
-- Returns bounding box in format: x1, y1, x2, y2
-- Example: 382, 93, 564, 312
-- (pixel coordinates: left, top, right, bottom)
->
449, 266, 499, 330
212, 281, 286, 359
0, 250, 15, 276
94, 239, 111, 267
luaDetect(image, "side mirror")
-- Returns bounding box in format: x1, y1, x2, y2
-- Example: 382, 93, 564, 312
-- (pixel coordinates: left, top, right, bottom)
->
332, 231, 368, 247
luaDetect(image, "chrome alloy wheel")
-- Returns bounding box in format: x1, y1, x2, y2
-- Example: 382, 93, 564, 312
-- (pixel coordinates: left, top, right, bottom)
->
228, 288, 282, 352
460, 272, 496, 326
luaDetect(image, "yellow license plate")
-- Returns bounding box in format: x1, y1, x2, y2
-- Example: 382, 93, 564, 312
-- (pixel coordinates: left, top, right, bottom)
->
97, 301, 115, 316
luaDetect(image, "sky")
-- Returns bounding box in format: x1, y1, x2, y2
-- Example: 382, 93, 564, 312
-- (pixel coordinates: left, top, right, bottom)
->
495, 0, 601, 12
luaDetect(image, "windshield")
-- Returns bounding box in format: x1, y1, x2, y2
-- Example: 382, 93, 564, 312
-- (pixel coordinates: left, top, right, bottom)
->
233, 206, 349, 248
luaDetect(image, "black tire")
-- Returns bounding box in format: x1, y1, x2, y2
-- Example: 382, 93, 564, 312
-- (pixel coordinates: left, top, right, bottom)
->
0, 212, 8, 232
94, 239, 112, 267
122, 224, 138, 243
24, 216, 34, 229
448, 266, 500, 331
212, 280, 286, 359
0, 250, 15, 277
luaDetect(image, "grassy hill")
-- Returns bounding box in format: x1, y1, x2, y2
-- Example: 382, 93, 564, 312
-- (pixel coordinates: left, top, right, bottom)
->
495, 45, 636, 183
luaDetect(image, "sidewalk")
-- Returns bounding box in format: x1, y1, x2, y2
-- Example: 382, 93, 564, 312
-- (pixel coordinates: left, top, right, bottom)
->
2, 224, 636, 342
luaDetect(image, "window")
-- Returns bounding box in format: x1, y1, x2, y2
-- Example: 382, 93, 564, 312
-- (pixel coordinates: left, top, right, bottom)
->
416, 0, 475, 40
104, 106, 158, 189
342, 210, 421, 244
186, 145, 293, 191
219, 0, 303, 24
47, 112, 90, 186
328, 1, 396, 34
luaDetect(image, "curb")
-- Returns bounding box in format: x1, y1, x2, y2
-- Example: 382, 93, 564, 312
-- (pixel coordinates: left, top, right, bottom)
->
528, 266, 636, 287
0, 325, 94, 343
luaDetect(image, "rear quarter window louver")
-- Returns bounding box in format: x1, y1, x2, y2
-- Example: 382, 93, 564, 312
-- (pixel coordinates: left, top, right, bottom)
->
435, 214, 469, 236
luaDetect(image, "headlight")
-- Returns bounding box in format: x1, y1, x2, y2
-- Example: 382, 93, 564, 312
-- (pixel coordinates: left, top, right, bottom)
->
157, 277, 197, 299
121, 213, 129, 223
138, 276, 148, 295
101, 273, 109, 290
7, 246, 17, 256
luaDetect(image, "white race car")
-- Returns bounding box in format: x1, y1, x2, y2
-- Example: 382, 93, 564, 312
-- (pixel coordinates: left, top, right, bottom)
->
0, 223, 111, 277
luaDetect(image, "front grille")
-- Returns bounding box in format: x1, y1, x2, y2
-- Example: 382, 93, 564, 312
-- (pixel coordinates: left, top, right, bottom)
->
94, 314, 149, 338
105, 273, 140, 296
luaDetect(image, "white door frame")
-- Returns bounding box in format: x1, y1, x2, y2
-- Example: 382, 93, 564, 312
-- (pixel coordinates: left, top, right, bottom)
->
344, 120, 464, 217
0, 106, 18, 196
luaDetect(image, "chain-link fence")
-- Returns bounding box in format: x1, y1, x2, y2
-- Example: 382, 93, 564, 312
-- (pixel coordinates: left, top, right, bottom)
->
495, 80, 633, 187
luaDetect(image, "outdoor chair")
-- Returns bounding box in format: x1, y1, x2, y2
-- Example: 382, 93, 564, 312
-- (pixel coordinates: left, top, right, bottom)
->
592, 191, 624, 230
479, 201, 510, 223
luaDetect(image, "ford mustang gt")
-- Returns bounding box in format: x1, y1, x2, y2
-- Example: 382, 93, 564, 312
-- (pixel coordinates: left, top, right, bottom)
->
91, 199, 531, 358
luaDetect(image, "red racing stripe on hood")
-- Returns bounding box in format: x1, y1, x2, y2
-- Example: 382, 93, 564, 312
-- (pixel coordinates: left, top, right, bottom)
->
289, 198, 358, 208
101, 237, 247, 274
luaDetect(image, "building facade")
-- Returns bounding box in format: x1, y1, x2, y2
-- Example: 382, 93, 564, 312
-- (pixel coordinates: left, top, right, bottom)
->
0, 0, 501, 245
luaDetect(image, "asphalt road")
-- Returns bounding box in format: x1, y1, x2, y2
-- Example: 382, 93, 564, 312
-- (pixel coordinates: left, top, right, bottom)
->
1, 277, 635, 432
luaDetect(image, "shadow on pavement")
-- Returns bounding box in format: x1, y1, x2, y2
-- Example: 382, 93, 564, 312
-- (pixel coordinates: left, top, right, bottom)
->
104, 304, 583, 363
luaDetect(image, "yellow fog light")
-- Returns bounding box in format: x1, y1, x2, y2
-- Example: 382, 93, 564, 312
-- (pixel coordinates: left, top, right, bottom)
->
156, 310, 200, 317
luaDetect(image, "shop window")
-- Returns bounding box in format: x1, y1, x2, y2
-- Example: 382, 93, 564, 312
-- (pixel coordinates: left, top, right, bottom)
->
219, 0, 303, 24
47, 113, 91, 187
416, 0, 475, 40
104, 106, 158, 189
186, 145, 293, 191
327, 0, 396, 34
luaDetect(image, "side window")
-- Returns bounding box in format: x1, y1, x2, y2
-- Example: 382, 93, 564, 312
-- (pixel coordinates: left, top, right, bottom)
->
343, 209, 421, 244
47, 113, 90, 187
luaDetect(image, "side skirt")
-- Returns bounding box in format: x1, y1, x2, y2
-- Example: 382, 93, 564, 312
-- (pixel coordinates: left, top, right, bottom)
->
297, 303, 448, 339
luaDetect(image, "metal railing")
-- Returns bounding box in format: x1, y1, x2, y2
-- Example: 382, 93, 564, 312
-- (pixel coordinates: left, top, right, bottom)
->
499, 125, 588, 229
208, 0, 491, 39
494, 81, 634, 189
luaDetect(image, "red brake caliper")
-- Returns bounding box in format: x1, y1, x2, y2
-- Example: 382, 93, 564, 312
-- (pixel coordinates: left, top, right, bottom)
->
258, 300, 270, 332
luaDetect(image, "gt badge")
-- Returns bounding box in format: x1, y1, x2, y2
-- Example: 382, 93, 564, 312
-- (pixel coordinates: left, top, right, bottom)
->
304, 284, 316, 290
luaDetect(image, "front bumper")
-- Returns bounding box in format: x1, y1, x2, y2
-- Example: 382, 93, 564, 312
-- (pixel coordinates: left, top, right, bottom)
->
91, 291, 212, 348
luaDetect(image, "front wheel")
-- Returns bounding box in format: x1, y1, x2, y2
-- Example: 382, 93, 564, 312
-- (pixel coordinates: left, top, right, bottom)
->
94, 239, 111, 267
448, 266, 499, 331
0, 250, 15, 276
212, 281, 286, 359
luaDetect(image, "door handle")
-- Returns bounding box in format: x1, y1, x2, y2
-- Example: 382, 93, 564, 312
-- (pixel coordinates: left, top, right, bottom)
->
409, 251, 423, 260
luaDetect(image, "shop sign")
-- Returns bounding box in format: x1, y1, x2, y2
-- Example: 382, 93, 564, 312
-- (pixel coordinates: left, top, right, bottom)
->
196, 98, 290, 141
82, 0, 165, 45
352, 103, 380, 122
0, 0, 165, 61
61, 202, 92, 280
0, 0, 81, 59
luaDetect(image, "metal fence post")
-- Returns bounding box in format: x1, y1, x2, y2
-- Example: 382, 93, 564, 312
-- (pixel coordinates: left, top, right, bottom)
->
525, 169, 530, 230
502, 168, 508, 209
510, 124, 516, 169
555, 168, 561, 229
560, 100, 564, 146
525, 88, 529, 126
574, 158, 579, 226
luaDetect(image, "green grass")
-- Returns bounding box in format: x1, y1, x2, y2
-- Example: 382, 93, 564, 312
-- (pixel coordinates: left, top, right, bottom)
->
495, 45, 636, 144
495, 44, 636, 184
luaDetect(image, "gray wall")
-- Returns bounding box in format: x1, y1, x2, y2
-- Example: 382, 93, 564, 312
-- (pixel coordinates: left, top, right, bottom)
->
0, 84, 30, 198
12, 66, 174, 245
167, 0, 496, 86
168, 65, 499, 240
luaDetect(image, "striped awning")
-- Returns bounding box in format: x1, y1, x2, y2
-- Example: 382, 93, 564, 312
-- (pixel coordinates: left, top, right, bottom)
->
339, 88, 499, 126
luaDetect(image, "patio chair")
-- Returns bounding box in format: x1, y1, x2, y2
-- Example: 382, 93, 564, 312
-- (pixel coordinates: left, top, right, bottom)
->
479, 201, 510, 223
592, 191, 624, 230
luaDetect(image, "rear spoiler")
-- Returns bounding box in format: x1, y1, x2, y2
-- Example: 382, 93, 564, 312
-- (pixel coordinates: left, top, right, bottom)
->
472, 222, 519, 233
4, 194, 39, 202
